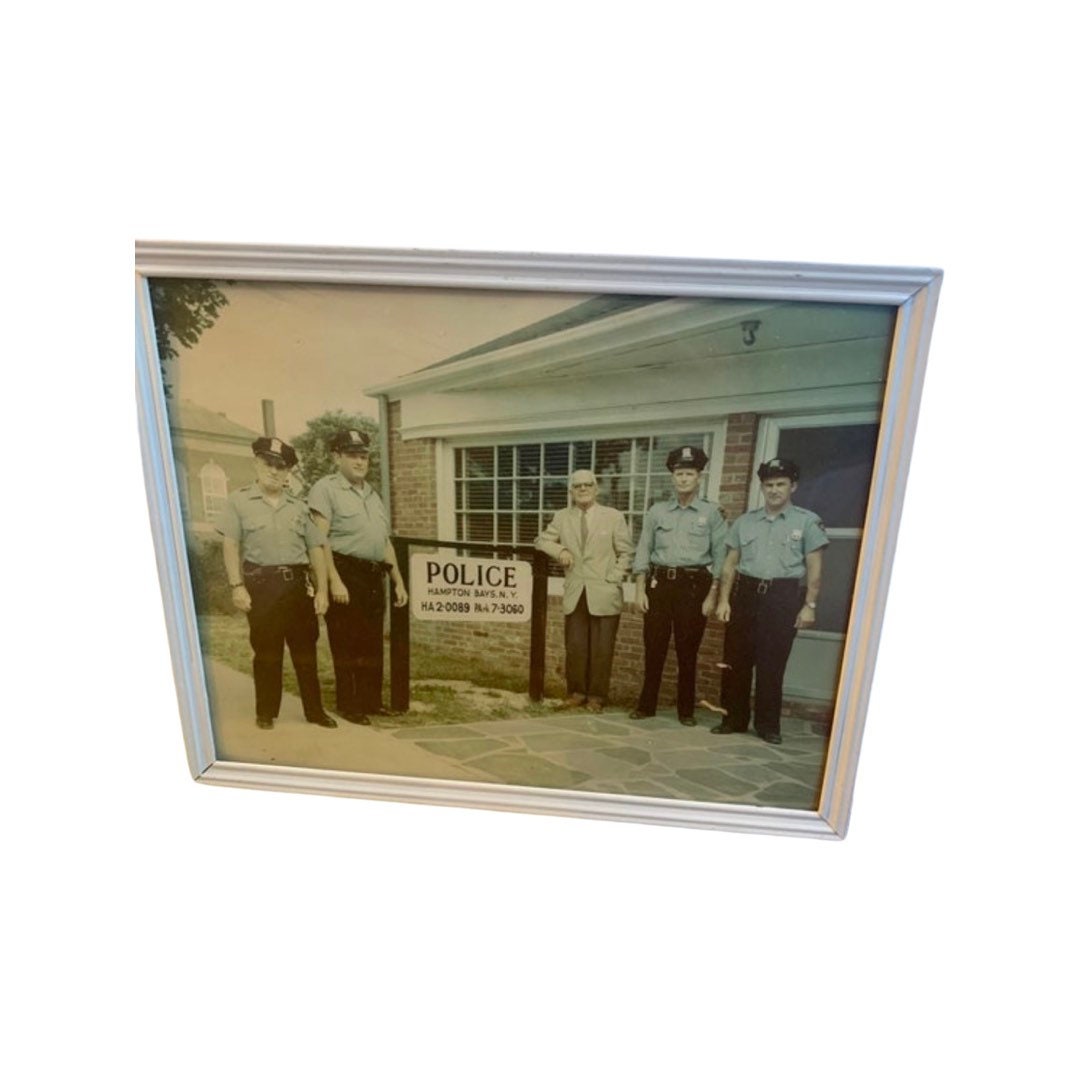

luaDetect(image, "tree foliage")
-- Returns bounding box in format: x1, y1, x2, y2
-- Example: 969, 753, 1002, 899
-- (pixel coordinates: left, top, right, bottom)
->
292, 410, 382, 495
148, 279, 230, 393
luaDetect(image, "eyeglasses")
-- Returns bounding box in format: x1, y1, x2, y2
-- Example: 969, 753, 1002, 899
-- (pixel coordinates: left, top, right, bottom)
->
571, 483, 597, 489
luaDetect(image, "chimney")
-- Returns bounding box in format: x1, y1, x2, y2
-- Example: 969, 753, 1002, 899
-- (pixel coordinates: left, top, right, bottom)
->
261, 400, 276, 437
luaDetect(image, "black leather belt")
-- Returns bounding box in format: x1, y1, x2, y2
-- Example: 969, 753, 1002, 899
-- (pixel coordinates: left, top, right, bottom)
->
243, 562, 308, 583
736, 572, 803, 594
650, 564, 712, 581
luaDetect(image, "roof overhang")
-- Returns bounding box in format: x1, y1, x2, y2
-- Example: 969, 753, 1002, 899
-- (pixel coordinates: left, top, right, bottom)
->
365, 298, 782, 398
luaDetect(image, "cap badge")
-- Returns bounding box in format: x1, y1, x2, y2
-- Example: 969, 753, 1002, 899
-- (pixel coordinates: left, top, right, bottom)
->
270, 438, 282, 455
682, 447, 692, 460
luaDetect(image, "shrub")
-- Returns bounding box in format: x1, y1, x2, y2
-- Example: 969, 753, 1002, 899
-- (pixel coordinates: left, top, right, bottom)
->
186, 535, 233, 615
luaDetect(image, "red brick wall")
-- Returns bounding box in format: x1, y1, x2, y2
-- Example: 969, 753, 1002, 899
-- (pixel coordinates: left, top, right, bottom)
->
386, 400, 438, 539
717, 412, 757, 519
386, 408, 783, 712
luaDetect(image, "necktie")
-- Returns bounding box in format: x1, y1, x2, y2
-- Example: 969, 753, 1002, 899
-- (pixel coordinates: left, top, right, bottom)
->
580, 507, 588, 549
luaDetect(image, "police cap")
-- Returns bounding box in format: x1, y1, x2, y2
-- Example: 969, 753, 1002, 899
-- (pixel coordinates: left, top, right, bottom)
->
666, 445, 708, 472
251, 436, 297, 469
329, 429, 371, 454
757, 457, 800, 482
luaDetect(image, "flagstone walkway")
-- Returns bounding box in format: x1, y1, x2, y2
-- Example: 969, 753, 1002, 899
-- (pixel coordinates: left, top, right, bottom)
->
389, 710, 828, 809
204, 659, 829, 810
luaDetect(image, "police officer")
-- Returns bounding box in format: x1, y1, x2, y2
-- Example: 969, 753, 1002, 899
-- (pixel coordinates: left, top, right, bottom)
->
713, 458, 828, 744
630, 445, 728, 726
220, 436, 334, 730
307, 429, 407, 724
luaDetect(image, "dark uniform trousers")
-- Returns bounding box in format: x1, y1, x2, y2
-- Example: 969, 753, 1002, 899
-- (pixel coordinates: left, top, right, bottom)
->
564, 594, 620, 701
243, 563, 323, 722
720, 573, 805, 738
636, 568, 713, 717
324, 552, 386, 716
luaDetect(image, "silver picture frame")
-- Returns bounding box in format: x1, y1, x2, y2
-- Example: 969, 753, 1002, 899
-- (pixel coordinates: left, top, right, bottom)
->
135, 241, 941, 838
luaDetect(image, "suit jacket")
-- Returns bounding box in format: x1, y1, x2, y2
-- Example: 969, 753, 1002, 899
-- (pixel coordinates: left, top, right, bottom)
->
536, 503, 633, 616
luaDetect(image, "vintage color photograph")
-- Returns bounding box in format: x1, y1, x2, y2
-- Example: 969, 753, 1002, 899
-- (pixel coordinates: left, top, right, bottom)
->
150, 273, 896, 813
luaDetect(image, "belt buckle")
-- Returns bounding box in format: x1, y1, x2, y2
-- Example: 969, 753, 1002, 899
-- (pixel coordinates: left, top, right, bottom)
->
281, 567, 295, 582
756, 577, 770, 595
665, 567, 678, 581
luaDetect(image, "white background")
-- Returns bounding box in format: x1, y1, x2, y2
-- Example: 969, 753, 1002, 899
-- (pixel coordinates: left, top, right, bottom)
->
5, 3, 1074, 1078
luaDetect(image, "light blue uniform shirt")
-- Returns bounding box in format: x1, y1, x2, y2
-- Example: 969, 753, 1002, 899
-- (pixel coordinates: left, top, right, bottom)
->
632, 497, 728, 577
219, 486, 322, 566
725, 504, 828, 580
307, 474, 390, 561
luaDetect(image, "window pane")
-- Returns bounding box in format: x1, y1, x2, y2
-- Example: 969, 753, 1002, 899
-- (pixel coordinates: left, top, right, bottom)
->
518, 479, 539, 510
454, 448, 463, 477
543, 479, 568, 510
603, 478, 630, 512
515, 513, 540, 544
497, 516, 514, 544
571, 441, 593, 471
776, 424, 879, 528
497, 446, 514, 477
465, 480, 494, 510
466, 514, 494, 542
543, 442, 570, 476
595, 438, 631, 476
464, 447, 494, 479
649, 471, 672, 504
517, 444, 541, 477
653, 432, 706, 456
497, 480, 514, 510
814, 536, 862, 634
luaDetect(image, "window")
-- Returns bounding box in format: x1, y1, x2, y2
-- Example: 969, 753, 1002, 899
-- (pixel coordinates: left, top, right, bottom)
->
199, 462, 228, 522
453, 433, 714, 548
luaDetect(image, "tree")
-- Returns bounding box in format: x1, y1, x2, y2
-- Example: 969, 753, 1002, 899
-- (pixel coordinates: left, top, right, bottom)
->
148, 279, 230, 394
292, 410, 382, 494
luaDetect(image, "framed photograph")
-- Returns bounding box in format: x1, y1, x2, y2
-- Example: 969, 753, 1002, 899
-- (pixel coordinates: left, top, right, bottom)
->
135, 242, 941, 838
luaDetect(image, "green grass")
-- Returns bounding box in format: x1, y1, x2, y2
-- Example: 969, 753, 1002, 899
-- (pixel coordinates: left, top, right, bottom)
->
197, 613, 557, 727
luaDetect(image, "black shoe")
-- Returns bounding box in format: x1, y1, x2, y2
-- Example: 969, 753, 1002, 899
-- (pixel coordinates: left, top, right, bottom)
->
678, 716, 697, 727
343, 712, 371, 725
628, 709, 655, 720
760, 731, 782, 745
256, 716, 274, 730
306, 714, 338, 728
710, 722, 739, 735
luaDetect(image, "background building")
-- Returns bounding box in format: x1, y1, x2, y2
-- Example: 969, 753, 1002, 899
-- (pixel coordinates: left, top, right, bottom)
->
167, 398, 262, 537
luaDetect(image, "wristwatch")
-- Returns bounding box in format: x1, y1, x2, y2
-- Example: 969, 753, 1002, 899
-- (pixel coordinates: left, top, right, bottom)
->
805, 601, 816, 609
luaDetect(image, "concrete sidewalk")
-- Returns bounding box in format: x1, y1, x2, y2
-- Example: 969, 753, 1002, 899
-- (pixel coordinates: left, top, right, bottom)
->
205, 659, 828, 809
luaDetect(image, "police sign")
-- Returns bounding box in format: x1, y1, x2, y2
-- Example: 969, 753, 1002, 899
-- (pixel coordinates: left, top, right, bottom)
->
410, 554, 532, 623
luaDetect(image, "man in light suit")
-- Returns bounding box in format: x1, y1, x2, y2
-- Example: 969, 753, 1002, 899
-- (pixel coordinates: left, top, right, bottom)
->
536, 469, 633, 713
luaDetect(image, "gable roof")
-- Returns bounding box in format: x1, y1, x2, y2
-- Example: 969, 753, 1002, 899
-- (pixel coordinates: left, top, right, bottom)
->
418, 294, 665, 371
168, 398, 261, 441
